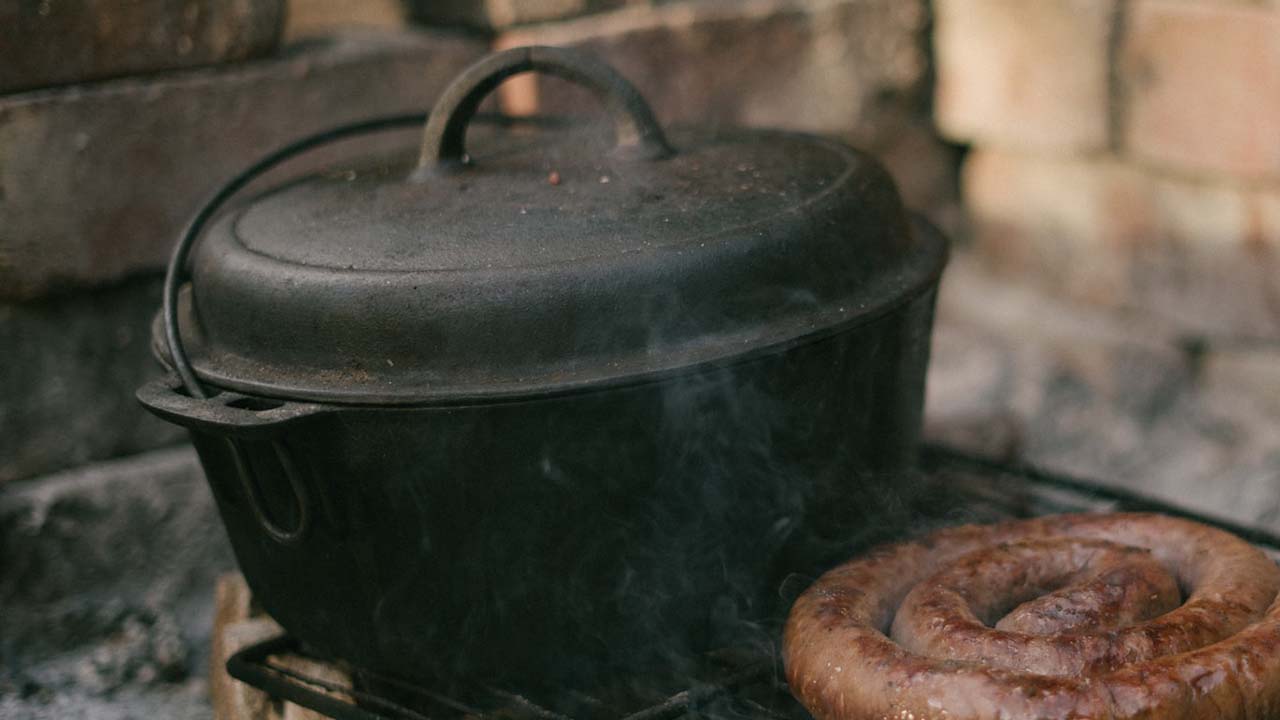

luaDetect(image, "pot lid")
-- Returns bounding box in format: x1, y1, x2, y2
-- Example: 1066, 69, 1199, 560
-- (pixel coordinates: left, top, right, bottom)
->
160, 46, 947, 405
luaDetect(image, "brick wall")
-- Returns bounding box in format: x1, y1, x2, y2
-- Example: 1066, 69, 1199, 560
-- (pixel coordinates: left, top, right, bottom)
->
0, 6, 484, 713
935, 0, 1280, 340
0, 2, 487, 484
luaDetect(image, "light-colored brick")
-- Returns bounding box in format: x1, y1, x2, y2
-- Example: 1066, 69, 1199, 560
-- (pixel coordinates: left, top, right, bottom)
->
209, 573, 282, 720
0, 30, 486, 300
210, 573, 353, 720
1122, 0, 1280, 180
1249, 181, 1280, 248
964, 149, 1280, 338
963, 149, 1144, 305
285, 0, 406, 40
933, 0, 1115, 152
212, 618, 282, 720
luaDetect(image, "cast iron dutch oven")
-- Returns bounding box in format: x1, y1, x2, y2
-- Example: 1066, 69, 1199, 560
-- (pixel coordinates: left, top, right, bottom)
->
137, 47, 948, 689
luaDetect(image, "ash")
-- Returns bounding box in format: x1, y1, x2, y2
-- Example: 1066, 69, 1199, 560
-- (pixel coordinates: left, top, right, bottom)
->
1, 448, 233, 720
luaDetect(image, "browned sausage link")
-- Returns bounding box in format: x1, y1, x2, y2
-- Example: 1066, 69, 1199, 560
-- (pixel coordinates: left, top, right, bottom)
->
782, 513, 1280, 720
892, 538, 1189, 676
995, 543, 1178, 636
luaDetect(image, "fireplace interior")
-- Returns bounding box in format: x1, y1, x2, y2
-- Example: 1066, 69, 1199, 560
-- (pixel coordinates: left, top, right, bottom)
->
3, 2, 1280, 720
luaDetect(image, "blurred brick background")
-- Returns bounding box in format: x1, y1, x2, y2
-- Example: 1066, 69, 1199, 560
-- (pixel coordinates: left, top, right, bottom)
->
1, 1, 1278, 717
922, 0, 1280, 542
936, 0, 1280, 340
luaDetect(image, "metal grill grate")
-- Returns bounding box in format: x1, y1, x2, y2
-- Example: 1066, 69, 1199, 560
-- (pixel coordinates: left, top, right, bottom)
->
226, 445, 1280, 720
228, 634, 802, 720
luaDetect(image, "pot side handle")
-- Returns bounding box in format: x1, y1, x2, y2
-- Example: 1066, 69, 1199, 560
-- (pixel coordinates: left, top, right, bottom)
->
137, 376, 322, 546
416, 45, 673, 175
136, 375, 327, 437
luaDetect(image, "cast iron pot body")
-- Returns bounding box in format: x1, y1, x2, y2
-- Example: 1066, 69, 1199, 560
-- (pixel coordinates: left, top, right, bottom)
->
137, 47, 948, 689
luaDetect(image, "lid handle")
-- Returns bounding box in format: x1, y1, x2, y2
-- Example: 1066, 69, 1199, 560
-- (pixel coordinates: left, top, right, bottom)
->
417, 45, 673, 174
